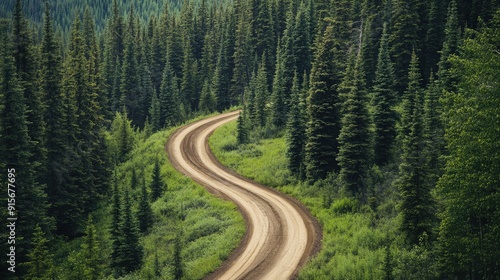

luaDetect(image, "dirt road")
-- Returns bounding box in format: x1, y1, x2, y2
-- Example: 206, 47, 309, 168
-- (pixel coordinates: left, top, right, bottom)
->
166, 111, 320, 280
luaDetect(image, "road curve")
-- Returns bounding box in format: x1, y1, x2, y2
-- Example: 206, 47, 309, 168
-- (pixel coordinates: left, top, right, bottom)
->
166, 111, 321, 280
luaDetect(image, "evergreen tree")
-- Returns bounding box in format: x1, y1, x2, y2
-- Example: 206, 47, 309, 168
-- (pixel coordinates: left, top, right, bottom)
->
253, 54, 269, 128
213, 25, 232, 112
25, 225, 53, 280
437, 13, 500, 278
150, 159, 164, 201
294, 2, 312, 83
168, 17, 184, 78
279, 7, 297, 104
237, 110, 248, 144
286, 72, 306, 177
149, 89, 161, 132
117, 187, 143, 274
139, 41, 154, 127
12, 0, 47, 188
82, 215, 103, 280
423, 0, 445, 81
390, 0, 421, 94
231, 9, 252, 104
68, 215, 103, 280
138, 175, 153, 233
172, 233, 184, 280
199, 79, 216, 113
382, 245, 393, 280
180, 37, 197, 112
305, 24, 343, 180
437, 0, 460, 93
149, 17, 166, 92
253, 0, 275, 84
110, 174, 122, 274
159, 60, 182, 127
395, 52, 433, 246
372, 23, 397, 166
270, 43, 287, 128
120, 32, 142, 127
130, 168, 138, 190
398, 51, 422, 143
61, 20, 87, 233
360, 1, 383, 89
423, 73, 444, 187
0, 22, 50, 272
40, 0, 76, 236
114, 109, 135, 163
337, 53, 372, 198
67, 16, 107, 216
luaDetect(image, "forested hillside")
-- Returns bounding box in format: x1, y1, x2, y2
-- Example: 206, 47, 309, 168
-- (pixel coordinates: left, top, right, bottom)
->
0, 0, 499, 279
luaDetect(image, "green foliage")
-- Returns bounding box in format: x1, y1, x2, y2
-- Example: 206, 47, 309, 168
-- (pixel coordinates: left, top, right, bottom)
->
149, 89, 161, 132
437, 12, 500, 278
372, 23, 397, 166
117, 187, 143, 274
437, 0, 460, 93
382, 245, 393, 280
150, 158, 165, 201
2, 0, 499, 278
237, 111, 248, 145
26, 225, 53, 280
270, 42, 287, 129
337, 53, 372, 198
199, 79, 216, 114
138, 175, 154, 233
253, 55, 270, 128
66, 215, 105, 280
114, 121, 245, 279
160, 61, 183, 128
0, 20, 51, 274
231, 7, 252, 105
286, 73, 306, 177
331, 197, 359, 215
395, 52, 434, 246
173, 233, 184, 280
305, 24, 343, 181
107, 110, 137, 164
212, 24, 232, 112
390, 0, 421, 94
110, 175, 122, 274
423, 73, 444, 186
211, 121, 389, 278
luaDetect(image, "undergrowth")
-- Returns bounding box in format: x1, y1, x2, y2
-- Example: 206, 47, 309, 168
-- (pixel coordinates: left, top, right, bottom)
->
209, 120, 428, 279
53, 115, 245, 280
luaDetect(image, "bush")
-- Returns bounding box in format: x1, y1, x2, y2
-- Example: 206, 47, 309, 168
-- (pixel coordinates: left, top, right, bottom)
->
332, 198, 359, 215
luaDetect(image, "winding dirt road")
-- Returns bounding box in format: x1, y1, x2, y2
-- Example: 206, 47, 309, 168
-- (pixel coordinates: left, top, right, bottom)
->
166, 111, 320, 280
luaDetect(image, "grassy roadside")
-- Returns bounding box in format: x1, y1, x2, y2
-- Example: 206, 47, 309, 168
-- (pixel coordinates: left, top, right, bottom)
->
209, 121, 405, 279
115, 125, 245, 279
53, 114, 246, 280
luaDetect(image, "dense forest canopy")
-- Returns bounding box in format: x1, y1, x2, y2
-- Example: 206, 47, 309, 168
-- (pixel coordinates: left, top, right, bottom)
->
0, 0, 499, 279
0, 0, 231, 37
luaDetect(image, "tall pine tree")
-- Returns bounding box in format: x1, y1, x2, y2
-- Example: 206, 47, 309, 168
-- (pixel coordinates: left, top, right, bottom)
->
437, 13, 500, 278
395, 52, 433, 246
372, 23, 397, 166
305, 23, 343, 180
286, 72, 306, 177
337, 52, 372, 198
0, 21, 50, 273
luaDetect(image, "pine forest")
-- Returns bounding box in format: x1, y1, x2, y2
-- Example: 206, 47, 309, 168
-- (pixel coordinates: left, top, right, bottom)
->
0, 0, 499, 279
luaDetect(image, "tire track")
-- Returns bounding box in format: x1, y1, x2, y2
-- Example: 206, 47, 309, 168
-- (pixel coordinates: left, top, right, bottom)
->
166, 111, 321, 280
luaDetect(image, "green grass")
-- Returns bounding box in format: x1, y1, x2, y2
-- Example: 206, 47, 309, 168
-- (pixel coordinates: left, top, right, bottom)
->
114, 120, 245, 280
53, 114, 245, 280
209, 120, 405, 279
